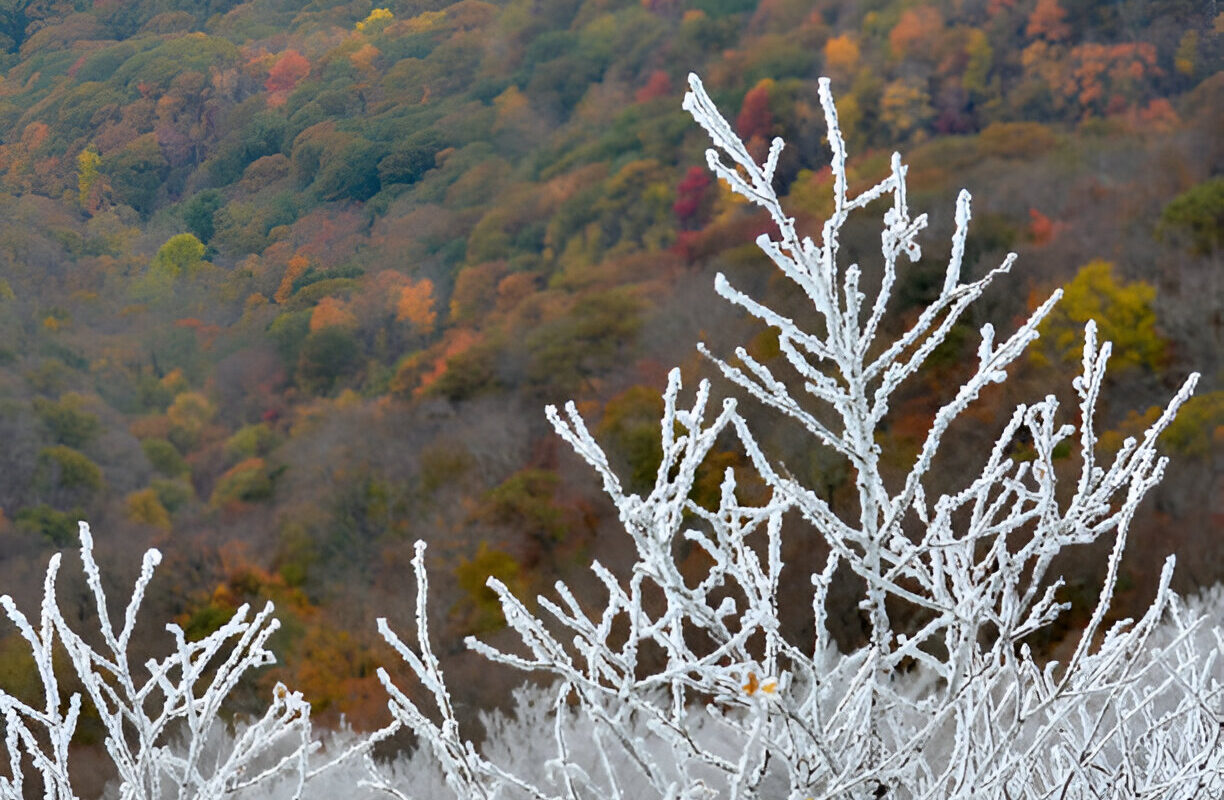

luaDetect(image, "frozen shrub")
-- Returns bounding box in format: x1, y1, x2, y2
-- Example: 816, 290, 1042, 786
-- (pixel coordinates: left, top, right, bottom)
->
374, 75, 1223, 799
0, 524, 392, 799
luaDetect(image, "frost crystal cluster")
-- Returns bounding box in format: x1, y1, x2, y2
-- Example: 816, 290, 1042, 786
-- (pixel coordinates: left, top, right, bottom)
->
0, 75, 1220, 799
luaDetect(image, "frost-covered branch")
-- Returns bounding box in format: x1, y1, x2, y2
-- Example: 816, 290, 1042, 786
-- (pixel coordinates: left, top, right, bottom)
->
373, 72, 1221, 799
0, 522, 387, 800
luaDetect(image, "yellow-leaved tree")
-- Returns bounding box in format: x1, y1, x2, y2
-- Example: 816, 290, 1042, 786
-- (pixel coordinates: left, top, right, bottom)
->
1033, 260, 1166, 372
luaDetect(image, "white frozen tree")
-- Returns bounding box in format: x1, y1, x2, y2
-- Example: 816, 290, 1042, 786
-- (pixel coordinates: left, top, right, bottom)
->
0, 522, 395, 799
372, 75, 1224, 799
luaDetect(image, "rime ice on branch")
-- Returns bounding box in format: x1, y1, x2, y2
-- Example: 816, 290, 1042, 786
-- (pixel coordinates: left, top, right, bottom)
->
377, 73, 1222, 799
0, 522, 393, 800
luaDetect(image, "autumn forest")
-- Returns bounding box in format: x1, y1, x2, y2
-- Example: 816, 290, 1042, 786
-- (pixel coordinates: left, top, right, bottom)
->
0, 0, 1218, 778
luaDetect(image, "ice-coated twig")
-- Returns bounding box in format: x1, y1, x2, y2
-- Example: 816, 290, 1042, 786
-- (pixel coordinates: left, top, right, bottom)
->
0, 522, 384, 800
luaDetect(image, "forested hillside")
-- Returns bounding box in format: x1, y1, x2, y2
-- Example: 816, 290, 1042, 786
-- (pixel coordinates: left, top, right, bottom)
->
0, 0, 1217, 743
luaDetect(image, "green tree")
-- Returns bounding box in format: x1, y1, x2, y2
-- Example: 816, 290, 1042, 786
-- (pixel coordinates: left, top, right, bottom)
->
32, 394, 101, 448
963, 28, 994, 97
593, 159, 675, 253
476, 469, 566, 544
297, 326, 361, 394
101, 135, 169, 217
596, 385, 664, 492
37, 445, 103, 493
141, 438, 188, 477
377, 130, 446, 187
313, 138, 383, 201
268, 310, 312, 369
182, 190, 224, 244
224, 423, 281, 461
151, 478, 194, 512
425, 342, 503, 403
1099, 391, 1224, 460
166, 391, 215, 452
13, 505, 77, 547
1157, 177, 1224, 255
0, 0, 31, 51
526, 289, 644, 394
207, 110, 286, 185
210, 458, 274, 507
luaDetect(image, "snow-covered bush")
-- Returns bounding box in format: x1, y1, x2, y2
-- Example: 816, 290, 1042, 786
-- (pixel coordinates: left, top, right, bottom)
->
373, 75, 1223, 798
1, 74, 1220, 799
0, 523, 393, 799
82, 576, 1224, 799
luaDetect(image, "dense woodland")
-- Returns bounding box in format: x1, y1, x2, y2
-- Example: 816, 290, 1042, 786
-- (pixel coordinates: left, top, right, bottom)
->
0, 0, 1217, 767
